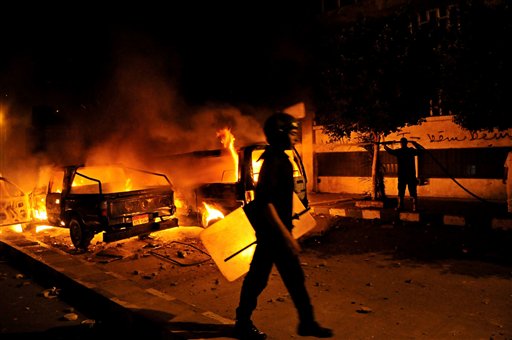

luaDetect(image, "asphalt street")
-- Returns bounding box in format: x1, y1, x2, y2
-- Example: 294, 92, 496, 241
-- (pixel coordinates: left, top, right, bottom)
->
0, 253, 121, 339
1, 194, 511, 339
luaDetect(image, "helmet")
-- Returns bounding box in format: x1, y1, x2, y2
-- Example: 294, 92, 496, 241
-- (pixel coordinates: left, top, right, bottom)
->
263, 112, 299, 147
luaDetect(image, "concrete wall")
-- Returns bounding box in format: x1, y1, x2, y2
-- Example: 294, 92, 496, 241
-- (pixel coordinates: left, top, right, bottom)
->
306, 115, 512, 201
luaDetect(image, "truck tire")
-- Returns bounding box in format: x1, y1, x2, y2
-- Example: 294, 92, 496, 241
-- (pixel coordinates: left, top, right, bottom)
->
69, 218, 94, 250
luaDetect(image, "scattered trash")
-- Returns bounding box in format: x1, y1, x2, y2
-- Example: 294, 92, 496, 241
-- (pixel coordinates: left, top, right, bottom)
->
81, 319, 96, 327
15, 274, 24, 279
94, 248, 128, 263
356, 306, 372, 314
142, 272, 158, 280
62, 312, 79, 321
41, 287, 60, 299
149, 241, 211, 266
143, 242, 160, 249
404, 279, 413, 284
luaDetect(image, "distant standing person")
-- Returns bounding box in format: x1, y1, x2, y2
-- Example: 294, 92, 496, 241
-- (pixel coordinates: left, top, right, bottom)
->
234, 112, 333, 339
504, 150, 512, 213
383, 137, 423, 211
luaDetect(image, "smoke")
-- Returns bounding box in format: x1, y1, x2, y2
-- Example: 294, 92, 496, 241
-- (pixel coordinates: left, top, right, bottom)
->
0, 30, 269, 195
82, 47, 266, 170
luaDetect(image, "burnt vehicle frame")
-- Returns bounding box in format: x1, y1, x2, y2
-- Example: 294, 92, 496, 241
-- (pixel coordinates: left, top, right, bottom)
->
0, 176, 31, 227
44, 164, 179, 250
171, 142, 308, 227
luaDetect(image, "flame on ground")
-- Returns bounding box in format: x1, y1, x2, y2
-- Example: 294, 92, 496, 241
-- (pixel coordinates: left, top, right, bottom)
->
9, 224, 23, 233
203, 202, 225, 227
35, 225, 55, 233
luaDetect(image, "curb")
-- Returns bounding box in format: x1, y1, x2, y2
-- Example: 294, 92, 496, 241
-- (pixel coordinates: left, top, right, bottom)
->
311, 206, 512, 230
0, 233, 234, 340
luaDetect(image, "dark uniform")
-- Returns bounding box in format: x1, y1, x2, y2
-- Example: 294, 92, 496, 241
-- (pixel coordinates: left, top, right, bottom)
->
236, 145, 314, 325
234, 112, 332, 339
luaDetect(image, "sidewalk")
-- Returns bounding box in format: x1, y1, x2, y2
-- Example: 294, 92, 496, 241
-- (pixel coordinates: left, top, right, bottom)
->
307, 192, 512, 230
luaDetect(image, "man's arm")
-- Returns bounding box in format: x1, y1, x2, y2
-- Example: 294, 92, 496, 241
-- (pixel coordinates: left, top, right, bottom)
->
410, 141, 424, 155
383, 144, 394, 153
264, 202, 301, 256
410, 141, 424, 150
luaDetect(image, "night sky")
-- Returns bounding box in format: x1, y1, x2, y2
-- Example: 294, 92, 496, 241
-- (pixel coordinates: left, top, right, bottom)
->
1, 1, 318, 110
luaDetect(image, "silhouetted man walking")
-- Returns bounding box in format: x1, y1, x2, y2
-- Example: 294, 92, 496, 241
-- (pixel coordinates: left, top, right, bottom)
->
234, 112, 333, 339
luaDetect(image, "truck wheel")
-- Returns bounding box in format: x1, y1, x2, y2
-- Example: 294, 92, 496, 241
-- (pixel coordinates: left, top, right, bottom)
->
69, 218, 93, 250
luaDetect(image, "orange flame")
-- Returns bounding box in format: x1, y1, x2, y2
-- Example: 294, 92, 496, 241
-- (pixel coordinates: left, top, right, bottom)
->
202, 202, 225, 227
32, 195, 48, 221
35, 225, 55, 233
9, 224, 23, 233
216, 128, 238, 182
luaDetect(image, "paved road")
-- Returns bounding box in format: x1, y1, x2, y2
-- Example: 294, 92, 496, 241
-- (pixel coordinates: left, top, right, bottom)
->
1, 194, 511, 339
0, 252, 120, 339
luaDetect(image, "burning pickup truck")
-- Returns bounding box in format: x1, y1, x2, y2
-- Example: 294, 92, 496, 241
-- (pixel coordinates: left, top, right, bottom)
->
39, 164, 178, 250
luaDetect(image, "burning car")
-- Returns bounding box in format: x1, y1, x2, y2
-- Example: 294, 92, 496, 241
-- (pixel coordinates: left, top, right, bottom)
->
40, 164, 179, 250
0, 176, 31, 227
167, 141, 307, 227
